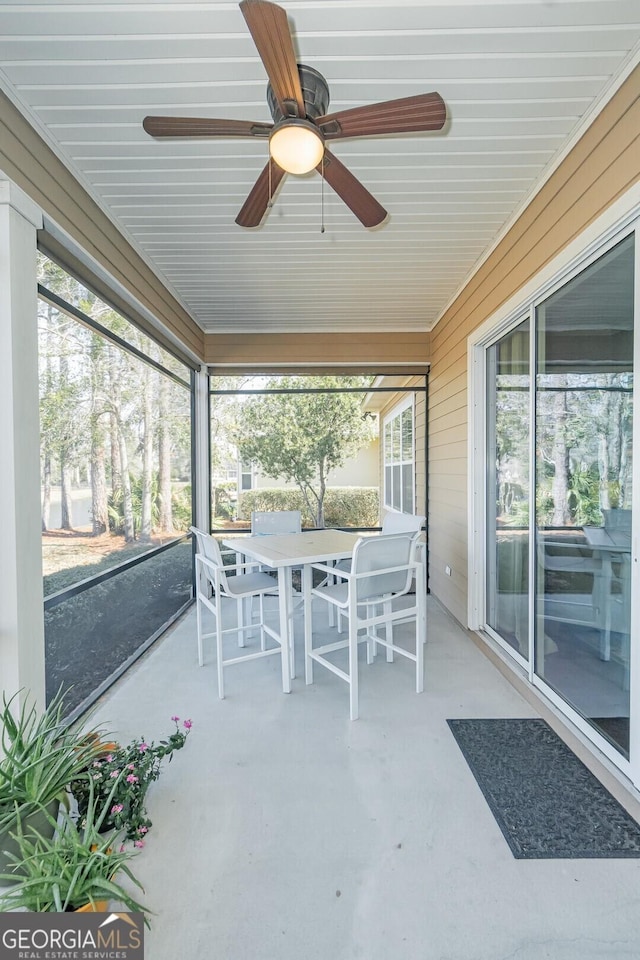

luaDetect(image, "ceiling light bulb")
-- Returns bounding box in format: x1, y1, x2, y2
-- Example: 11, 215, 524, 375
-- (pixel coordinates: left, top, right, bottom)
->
269, 121, 325, 175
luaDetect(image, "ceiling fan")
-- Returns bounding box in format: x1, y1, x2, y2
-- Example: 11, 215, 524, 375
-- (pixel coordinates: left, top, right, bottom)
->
143, 0, 446, 229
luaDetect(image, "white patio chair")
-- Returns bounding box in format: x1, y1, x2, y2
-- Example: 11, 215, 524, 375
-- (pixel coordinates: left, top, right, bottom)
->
331, 513, 426, 633
306, 531, 425, 720
251, 510, 302, 537
190, 526, 284, 699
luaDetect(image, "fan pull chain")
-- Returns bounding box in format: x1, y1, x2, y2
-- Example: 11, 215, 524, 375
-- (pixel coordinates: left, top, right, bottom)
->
320, 155, 325, 234
268, 158, 273, 208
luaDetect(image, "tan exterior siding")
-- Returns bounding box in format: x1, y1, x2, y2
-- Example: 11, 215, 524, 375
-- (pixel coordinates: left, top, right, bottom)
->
0, 91, 204, 361
205, 331, 430, 367
428, 65, 640, 626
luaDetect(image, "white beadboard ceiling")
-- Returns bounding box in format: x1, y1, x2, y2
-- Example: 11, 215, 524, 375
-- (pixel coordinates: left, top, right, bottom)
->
1, 1, 639, 335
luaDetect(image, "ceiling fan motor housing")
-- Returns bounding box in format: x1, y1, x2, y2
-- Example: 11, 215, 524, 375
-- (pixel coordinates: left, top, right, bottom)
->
267, 63, 330, 122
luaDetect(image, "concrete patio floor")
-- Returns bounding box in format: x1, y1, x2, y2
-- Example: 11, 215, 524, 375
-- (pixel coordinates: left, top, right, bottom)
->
90, 596, 640, 960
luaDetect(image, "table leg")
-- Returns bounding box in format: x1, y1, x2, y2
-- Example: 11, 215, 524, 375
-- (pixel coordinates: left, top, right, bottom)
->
416, 574, 426, 693
303, 563, 313, 685
277, 565, 292, 694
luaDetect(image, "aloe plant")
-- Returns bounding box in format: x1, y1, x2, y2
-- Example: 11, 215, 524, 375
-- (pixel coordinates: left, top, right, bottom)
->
0, 779, 151, 921
0, 689, 102, 828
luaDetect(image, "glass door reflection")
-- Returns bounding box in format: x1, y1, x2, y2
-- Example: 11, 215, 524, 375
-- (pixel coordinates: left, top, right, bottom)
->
534, 235, 633, 757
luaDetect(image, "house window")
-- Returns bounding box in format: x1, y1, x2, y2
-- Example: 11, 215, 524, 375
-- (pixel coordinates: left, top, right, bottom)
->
383, 397, 414, 513
240, 461, 253, 491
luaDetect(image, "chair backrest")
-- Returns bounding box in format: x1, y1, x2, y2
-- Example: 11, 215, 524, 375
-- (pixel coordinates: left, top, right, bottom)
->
351, 532, 418, 603
381, 512, 425, 535
251, 510, 302, 536
602, 508, 631, 535
190, 526, 226, 588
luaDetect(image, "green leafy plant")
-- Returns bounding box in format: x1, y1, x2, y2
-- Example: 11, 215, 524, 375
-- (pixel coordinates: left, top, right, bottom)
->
238, 486, 379, 528
71, 717, 192, 845
0, 780, 150, 921
0, 689, 101, 831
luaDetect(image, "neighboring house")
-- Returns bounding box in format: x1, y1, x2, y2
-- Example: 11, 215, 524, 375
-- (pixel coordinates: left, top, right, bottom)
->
363, 377, 426, 525
238, 437, 379, 492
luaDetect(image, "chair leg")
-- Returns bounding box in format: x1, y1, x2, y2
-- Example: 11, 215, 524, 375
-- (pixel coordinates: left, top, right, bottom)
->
216, 606, 225, 700
196, 593, 204, 667
259, 594, 266, 650
384, 598, 393, 663
416, 586, 426, 694
237, 598, 246, 647
365, 605, 374, 665
348, 598, 359, 721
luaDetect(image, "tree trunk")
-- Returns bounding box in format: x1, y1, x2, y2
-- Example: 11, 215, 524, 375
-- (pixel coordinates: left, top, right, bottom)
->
551, 384, 571, 526
41, 453, 51, 531
89, 344, 109, 535
157, 376, 174, 533
316, 462, 327, 528
139, 368, 154, 542
117, 420, 136, 542
60, 454, 73, 530
90, 441, 108, 535
109, 411, 122, 499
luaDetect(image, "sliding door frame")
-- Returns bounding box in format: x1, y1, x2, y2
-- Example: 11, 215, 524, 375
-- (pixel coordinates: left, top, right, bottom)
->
468, 185, 640, 787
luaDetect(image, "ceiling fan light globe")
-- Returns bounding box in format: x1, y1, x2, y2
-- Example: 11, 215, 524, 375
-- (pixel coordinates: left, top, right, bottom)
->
269, 121, 324, 175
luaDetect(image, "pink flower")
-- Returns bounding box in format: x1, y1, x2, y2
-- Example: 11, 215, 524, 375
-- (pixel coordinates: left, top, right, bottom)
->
92, 760, 102, 768
119, 844, 126, 853
171, 715, 179, 723
105, 754, 113, 763
110, 770, 120, 779
138, 826, 148, 834
183, 719, 193, 730
111, 804, 124, 815
138, 742, 149, 752
92, 773, 101, 780
128, 764, 135, 771
126, 774, 139, 784
133, 840, 145, 849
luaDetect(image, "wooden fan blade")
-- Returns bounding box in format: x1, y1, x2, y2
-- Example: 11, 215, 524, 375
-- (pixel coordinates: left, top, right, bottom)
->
236, 159, 287, 227
317, 92, 446, 140
143, 116, 272, 139
240, 0, 305, 118
318, 150, 387, 228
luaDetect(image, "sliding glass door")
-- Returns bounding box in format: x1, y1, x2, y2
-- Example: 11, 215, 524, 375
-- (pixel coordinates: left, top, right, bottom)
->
534, 236, 633, 757
485, 232, 634, 759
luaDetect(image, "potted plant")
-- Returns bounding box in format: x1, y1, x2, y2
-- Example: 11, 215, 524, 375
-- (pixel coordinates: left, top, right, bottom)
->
0, 780, 150, 921
71, 716, 193, 845
0, 689, 103, 877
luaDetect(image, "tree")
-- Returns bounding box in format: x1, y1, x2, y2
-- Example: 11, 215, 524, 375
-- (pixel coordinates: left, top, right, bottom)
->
232, 376, 376, 528
157, 375, 174, 533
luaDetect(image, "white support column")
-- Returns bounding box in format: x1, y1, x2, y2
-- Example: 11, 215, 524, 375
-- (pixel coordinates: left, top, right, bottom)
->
194, 365, 210, 533
0, 177, 45, 709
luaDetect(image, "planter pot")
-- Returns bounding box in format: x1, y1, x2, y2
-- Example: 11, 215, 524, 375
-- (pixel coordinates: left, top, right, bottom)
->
73, 899, 109, 913
0, 798, 61, 883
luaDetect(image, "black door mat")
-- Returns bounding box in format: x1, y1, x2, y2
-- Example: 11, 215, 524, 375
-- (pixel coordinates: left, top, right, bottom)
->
447, 718, 640, 859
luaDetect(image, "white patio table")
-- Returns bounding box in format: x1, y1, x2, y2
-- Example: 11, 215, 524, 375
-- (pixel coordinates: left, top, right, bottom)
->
221, 529, 360, 693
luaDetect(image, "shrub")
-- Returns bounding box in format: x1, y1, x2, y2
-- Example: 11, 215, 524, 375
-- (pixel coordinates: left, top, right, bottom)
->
238, 487, 379, 528
171, 483, 192, 531
212, 481, 236, 521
